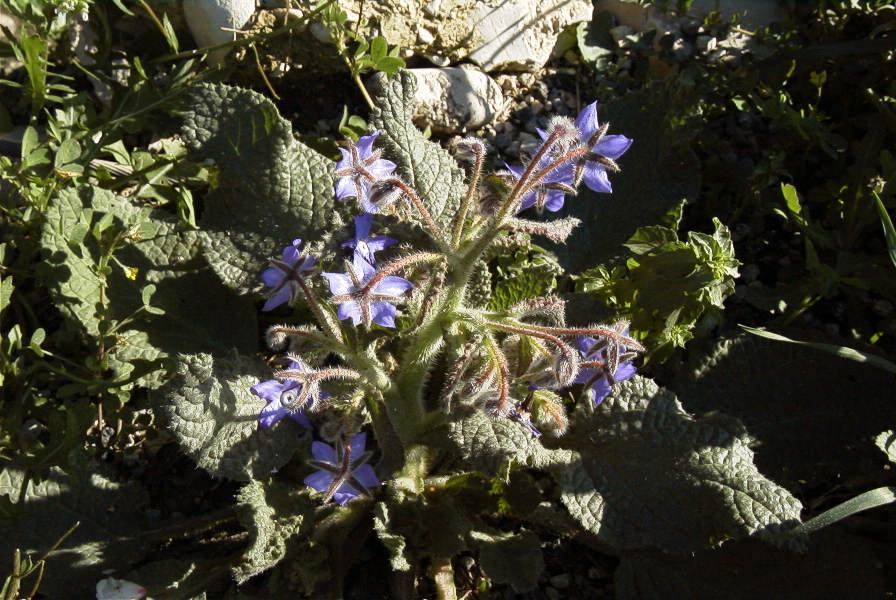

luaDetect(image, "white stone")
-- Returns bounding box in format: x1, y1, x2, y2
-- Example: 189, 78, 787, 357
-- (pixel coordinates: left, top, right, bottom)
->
417, 27, 435, 46
264, 0, 590, 74
309, 21, 334, 45
609, 24, 634, 45
427, 54, 451, 67
96, 577, 147, 600
183, 0, 257, 66
466, 0, 592, 72
423, 0, 442, 18
408, 67, 504, 134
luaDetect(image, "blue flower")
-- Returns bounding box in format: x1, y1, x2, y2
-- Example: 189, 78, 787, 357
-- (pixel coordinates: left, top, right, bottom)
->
304, 432, 380, 505
575, 334, 637, 406
261, 239, 316, 311
505, 161, 575, 213
321, 253, 413, 328
251, 360, 326, 429
508, 406, 542, 438
341, 213, 397, 265
335, 132, 397, 213
573, 101, 632, 194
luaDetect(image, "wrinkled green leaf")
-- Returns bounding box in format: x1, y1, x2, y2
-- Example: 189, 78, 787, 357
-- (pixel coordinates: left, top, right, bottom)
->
671, 333, 896, 489
446, 404, 553, 477
549, 376, 803, 554
161, 353, 308, 481
180, 83, 346, 293
368, 70, 467, 232
373, 500, 412, 571
233, 479, 315, 584
472, 529, 544, 592
40, 187, 257, 388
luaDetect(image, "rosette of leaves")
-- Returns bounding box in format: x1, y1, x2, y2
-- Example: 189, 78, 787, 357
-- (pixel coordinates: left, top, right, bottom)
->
163, 74, 805, 596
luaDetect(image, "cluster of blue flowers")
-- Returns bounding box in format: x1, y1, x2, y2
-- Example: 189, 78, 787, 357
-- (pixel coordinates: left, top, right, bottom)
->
251, 101, 638, 505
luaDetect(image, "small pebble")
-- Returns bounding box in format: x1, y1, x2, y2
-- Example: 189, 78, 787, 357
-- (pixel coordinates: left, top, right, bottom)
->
741, 263, 760, 284
545, 587, 561, 600
491, 133, 512, 150
730, 222, 751, 242
518, 132, 540, 156
550, 573, 571, 589
873, 299, 893, 317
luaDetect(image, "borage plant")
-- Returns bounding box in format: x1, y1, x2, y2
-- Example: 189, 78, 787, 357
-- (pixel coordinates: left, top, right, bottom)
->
164, 72, 803, 597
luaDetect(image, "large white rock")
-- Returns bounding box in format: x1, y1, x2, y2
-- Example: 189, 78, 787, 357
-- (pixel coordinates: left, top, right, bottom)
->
183, 0, 257, 65
409, 67, 504, 134
273, 0, 592, 73
466, 0, 592, 72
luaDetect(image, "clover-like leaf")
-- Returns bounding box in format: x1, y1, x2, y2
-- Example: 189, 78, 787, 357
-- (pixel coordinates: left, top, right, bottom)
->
161, 353, 308, 481
368, 70, 467, 231
0, 464, 149, 598
549, 376, 803, 554
180, 83, 348, 293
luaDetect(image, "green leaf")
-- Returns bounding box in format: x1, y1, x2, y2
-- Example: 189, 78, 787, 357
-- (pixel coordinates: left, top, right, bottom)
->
472, 529, 544, 592
371, 485, 468, 566
54, 137, 81, 169
576, 11, 616, 64
161, 353, 308, 481
669, 333, 896, 490
872, 191, 896, 270
549, 376, 803, 554
780, 182, 806, 226
233, 479, 316, 583
488, 269, 556, 311
373, 500, 413, 571
368, 71, 468, 232
446, 404, 553, 476
179, 83, 347, 293
0, 273, 12, 316
875, 431, 896, 464
0, 464, 149, 598
40, 186, 257, 388
741, 325, 896, 374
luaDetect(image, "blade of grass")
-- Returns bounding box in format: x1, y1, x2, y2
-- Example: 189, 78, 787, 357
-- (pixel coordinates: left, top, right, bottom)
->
741, 325, 896, 374
872, 191, 896, 270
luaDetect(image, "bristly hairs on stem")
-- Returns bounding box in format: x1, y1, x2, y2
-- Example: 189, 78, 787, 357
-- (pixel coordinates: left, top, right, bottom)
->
452, 137, 486, 248
372, 177, 448, 249
440, 334, 482, 412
